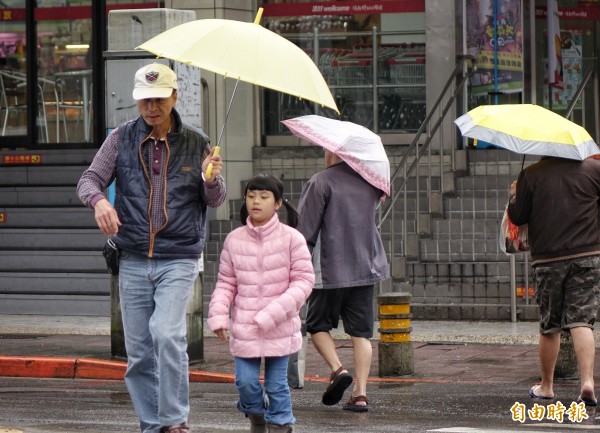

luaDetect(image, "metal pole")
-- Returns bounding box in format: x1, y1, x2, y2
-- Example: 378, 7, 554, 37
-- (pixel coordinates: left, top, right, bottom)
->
313, 27, 320, 116
524, 255, 530, 305
510, 254, 517, 322
372, 26, 378, 133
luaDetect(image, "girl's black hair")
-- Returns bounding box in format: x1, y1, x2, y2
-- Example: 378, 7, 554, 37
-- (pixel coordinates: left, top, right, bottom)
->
240, 173, 299, 228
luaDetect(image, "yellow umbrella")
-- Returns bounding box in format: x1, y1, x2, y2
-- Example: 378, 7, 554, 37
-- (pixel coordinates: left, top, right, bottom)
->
454, 104, 599, 161
137, 8, 338, 177
136, 8, 338, 116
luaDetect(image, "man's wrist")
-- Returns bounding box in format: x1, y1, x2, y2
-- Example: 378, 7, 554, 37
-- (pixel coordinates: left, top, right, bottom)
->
90, 193, 106, 208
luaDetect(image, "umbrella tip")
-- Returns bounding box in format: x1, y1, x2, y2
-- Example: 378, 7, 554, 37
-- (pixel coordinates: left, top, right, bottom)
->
254, 7, 264, 25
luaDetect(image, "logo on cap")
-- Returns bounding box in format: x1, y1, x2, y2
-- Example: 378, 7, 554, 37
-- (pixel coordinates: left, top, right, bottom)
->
145, 71, 159, 83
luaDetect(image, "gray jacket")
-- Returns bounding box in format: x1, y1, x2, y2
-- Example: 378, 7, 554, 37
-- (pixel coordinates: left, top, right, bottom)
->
297, 162, 389, 289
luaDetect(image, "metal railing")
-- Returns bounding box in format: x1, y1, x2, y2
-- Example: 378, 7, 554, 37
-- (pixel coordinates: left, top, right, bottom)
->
376, 54, 477, 277
273, 27, 427, 135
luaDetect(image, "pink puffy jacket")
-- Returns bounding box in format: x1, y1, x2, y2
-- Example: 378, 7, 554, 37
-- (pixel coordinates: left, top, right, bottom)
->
207, 213, 315, 358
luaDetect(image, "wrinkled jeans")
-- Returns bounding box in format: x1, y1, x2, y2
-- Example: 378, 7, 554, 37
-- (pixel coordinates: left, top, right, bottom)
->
235, 356, 295, 426
119, 253, 198, 433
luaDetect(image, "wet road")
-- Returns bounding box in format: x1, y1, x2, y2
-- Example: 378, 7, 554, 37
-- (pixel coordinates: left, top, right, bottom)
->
1, 377, 599, 432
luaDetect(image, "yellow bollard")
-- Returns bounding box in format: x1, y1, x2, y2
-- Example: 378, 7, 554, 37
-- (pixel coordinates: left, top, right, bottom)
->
377, 293, 414, 376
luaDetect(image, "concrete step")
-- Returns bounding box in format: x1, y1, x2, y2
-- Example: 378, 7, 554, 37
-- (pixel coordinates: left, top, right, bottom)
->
0, 166, 85, 186
0, 228, 105, 250
405, 260, 532, 285
411, 302, 538, 321
454, 174, 515, 193
0, 271, 110, 295
208, 218, 242, 242
419, 238, 506, 262
0, 250, 105, 272
430, 218, 500, 240
0, 207, 95, 228
0, 186, 82, 207
0, 293, 109, 315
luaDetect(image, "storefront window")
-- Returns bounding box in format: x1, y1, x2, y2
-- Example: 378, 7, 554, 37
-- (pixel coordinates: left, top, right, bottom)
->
0, 1, 28, 141
261, 0, 426, 135
36, 0, 92, 143
534, 0, 598, 136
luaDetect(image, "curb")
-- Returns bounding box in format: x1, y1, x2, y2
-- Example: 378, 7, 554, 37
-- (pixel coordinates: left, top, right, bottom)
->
0, 356, 494, 384
0, 356, 234, 383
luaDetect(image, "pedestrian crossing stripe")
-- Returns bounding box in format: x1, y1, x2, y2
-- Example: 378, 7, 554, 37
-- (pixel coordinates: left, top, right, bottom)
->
429, 425, 600, 432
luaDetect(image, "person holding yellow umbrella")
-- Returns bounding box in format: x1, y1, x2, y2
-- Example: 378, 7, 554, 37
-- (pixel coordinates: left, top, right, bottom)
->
456, 104, 600, 406
77, 62, 226, 433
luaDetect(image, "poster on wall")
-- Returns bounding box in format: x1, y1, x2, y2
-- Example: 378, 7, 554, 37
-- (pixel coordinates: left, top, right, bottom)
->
466, 0, 524, 96
543, 30, 583, 110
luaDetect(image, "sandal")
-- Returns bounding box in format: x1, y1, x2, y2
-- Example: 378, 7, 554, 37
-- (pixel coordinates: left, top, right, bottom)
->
343, 394, 369, 413
321, 366, 353, 406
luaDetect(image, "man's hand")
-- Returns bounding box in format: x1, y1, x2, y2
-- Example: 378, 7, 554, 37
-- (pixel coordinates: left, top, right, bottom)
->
509, 180, 518, 204
94, 198, 122, 236
202, 147, 223, 182
214, 328, 228, 342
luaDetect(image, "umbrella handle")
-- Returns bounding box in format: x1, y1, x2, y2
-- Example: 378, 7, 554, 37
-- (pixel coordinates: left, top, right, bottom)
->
205, 146, 220, 180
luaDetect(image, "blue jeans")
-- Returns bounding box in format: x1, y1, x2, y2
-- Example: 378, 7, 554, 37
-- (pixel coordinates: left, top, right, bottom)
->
235, 356, 295, 426
119, 253, 198, 433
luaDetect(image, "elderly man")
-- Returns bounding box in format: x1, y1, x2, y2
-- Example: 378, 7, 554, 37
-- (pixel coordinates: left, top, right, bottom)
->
77, 63, 226, 433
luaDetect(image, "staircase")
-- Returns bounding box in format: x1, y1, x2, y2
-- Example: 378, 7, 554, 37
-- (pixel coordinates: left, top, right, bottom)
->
0, 149, 109, 315
404, 148, 538, 320
201, 146, 538, 322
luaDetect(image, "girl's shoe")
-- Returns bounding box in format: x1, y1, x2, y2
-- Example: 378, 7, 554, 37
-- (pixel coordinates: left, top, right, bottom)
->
267, 424, 293, 433
246, 413, 267, 433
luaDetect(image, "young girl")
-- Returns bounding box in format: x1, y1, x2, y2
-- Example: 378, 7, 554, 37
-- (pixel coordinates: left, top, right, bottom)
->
208, 174, 315, 433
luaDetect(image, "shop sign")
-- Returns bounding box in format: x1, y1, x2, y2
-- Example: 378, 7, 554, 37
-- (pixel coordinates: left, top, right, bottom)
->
0, 8, 26, 21
535, 6, 600, 21
2, 154, 42, 165
0, 213, 5, 223
262, 0, 424, 17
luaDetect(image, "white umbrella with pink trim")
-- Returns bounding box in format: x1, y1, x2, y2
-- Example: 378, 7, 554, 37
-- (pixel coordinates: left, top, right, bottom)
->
282, 115, 390, 199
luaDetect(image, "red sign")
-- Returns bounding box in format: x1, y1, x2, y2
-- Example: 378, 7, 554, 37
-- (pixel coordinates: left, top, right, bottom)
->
0, 213, 5, 223
516, 286, 535, 297
535, 6, 600, 21
2, 154, 42, 165
0, 8, 25, 21
0, 3, 159, 22
262, 0, 424, 17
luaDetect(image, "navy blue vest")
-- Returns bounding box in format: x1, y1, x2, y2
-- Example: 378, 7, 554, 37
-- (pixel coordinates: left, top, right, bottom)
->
113, 110, 209, 259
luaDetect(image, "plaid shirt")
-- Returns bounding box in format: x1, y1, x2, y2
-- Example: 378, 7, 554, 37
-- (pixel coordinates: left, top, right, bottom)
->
77, 127, 226, 233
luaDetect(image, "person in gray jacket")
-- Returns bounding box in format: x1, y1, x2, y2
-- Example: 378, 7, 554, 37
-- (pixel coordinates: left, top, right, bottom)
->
508, 156, 600, 406
297, 149, 389, 412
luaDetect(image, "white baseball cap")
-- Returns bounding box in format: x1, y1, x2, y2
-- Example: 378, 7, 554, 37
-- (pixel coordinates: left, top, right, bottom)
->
132, 63, 178, 100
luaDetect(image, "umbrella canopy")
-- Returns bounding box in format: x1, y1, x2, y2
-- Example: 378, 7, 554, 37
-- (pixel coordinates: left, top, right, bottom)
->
136, 11, 338, 113
282, 115, 390, 199
454, 104, 599, 161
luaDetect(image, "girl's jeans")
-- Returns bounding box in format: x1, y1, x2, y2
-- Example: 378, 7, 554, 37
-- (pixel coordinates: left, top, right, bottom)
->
119, 253, 198, 433
235, 355, 296, 426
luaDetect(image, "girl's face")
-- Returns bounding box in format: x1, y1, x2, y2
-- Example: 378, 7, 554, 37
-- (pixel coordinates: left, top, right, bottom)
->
246, 189, 281, 227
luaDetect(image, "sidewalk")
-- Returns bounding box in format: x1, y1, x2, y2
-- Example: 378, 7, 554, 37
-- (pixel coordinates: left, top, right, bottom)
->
0, 314, 597, 385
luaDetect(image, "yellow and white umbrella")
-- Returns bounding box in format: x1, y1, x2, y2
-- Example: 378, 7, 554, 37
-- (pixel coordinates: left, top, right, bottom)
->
454, 104, 599, 161
137, 8, 338, 177
137, 9, 337, 115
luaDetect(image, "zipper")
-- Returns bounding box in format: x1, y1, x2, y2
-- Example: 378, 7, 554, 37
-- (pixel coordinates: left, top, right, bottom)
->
138, 134, 155, 257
